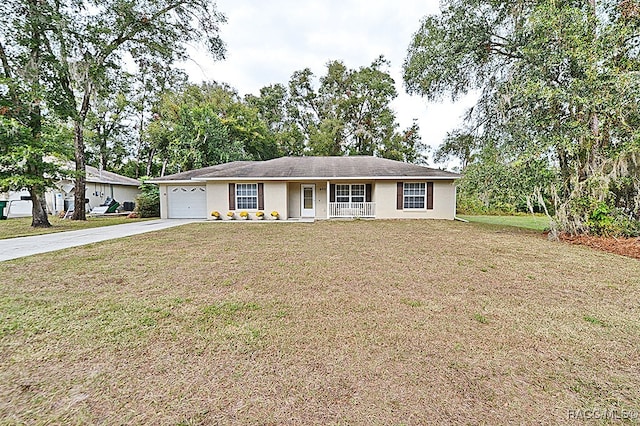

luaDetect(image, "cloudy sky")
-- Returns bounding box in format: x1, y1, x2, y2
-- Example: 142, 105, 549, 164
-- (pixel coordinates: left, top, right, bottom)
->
181, 0, 476, 165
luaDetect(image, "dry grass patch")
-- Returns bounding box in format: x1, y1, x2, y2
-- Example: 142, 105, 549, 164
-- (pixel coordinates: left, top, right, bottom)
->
1, 220, 639, 424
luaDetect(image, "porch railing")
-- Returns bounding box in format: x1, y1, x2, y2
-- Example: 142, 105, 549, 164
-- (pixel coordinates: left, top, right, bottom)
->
329, 202, 375, 218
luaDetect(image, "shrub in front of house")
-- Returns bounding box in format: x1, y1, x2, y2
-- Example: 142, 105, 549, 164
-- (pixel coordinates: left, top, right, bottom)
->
136, 182, 160, 218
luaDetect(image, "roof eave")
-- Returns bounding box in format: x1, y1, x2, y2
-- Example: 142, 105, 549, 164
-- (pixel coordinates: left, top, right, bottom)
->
86, 179, 140, 186
188, 175, 460, 182
147, 179, 200, 184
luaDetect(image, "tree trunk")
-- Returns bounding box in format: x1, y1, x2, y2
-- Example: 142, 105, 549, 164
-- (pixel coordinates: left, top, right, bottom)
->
556, 146, 572, 199
99, 125, 108, 171
134, 118, 145, 178
161, 158, 167, 177
23, 1, 50, 228
71, 75, 94, 221
146, 147, 156, 176
29, 189, 51, 228
134, 139, 141, 178
72, 121, 87, 220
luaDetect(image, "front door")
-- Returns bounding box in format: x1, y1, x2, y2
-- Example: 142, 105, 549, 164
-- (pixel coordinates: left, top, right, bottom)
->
301, 184, 315, 217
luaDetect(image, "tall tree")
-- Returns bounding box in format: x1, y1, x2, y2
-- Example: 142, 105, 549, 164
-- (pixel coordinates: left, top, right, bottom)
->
433, 129, 478, 170
84, 70, 134, 174
285, 57, 426, 162
404, 0, 640, 234
245, 84, 306, 156
0, 8, 71, 227
128, 60, 188, 179
2, 0, 226, 220
146, 83, 281, 175
0, 81, 71, 227
199, 83, 280, 161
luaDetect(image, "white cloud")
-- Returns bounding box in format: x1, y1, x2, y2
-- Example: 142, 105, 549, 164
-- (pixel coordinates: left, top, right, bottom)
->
180, 0, 472, 165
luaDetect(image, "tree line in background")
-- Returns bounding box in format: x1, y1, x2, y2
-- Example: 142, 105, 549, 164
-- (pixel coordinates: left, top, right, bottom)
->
404, 0, 640, 237
90, 56, 424, 178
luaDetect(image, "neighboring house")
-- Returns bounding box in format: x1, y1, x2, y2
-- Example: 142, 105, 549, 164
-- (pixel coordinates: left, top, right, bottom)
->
81, 166, 141, 211
1, 166, 141, 218
148, 156, 460, 220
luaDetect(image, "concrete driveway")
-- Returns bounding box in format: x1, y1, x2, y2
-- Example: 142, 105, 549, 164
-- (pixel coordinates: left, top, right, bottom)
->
0, 219, 199, 262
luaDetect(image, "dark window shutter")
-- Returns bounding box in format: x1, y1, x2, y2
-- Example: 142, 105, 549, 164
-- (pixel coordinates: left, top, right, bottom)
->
330, 184, 336, 202
365, 184, 372, 202
258, 183, 264, 210
228, 183, 236, 210
396, 182, 403, 210
427, 182, 434, 210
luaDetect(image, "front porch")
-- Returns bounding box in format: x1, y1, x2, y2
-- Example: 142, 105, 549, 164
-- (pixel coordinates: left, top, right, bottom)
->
287, 181, 376, 219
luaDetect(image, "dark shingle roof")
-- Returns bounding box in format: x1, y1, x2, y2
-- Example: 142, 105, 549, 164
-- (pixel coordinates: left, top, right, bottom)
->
150, 161, 256, 182
86, 166, 140, 186
151, 157, 460, 182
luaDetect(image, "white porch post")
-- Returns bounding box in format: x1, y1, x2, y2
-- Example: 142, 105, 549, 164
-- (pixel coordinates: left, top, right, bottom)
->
327, 180, 330, 218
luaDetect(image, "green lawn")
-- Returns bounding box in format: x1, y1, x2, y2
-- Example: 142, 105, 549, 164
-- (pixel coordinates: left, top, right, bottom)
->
0, 216, 153, 240
1, 220, 638, 424
458, 214, 551, 231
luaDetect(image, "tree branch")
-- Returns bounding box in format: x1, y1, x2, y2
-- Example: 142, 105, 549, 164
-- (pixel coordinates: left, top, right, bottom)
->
99, 0, 192, 63
488, 45, 524, 60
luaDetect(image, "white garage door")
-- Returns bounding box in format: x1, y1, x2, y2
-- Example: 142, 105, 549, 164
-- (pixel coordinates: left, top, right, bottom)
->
167, 186, 207, 218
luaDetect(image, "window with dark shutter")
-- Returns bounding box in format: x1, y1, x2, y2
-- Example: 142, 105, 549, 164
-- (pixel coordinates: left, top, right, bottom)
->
335, 184, 365, 203
330, 184, 336, 202
427, 182, 434, 210
336, 184, 350, 202
403, 182, 426, 209
366, 184, 372, 203
396, 182, 403, 210
235, 183, 258, 209
258, 183, 264, 210
228, 183, 236, 210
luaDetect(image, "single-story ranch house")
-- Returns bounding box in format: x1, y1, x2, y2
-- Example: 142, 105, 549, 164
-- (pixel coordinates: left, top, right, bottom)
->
148, 156, 461, 220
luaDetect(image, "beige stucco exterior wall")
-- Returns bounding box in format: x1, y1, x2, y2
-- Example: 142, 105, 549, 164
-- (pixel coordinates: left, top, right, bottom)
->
287, 183, 300, 218
287, 182, 327, 218
205, 182, 227, 219
375, 180, 457, 220
205, 181, 289, 220
263, 181, 288, 219
159, 179, 457, 220
316, 182, 327, 219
